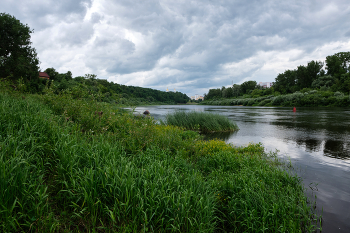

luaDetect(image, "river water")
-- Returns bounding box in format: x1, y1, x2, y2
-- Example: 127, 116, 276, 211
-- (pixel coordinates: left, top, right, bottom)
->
131, 105, 350, 232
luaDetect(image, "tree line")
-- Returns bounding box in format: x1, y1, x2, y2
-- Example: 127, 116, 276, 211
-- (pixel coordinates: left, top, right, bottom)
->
204, 52, 350, 101
43, 68, 189, 104
0, 12, 189, 104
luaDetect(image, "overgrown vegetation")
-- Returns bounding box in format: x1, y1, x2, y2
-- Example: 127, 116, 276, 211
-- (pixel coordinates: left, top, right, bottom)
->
0, 82, 321, 232
162, 111, 239, 133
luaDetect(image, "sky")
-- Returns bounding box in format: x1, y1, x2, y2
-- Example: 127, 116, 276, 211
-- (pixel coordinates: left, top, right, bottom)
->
2, 0, 350, 97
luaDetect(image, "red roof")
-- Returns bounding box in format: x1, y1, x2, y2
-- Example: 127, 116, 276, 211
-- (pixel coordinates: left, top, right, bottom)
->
39, 72, 50, 79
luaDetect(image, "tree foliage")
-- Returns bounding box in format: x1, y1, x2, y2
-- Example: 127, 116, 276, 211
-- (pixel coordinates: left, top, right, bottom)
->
0, 13, 39, 80
204, 88, 222, 100
39, 69, 190, 104
240, 80, 257, 94
296, 61, 324, 89
326, 52, 350, 78
312, 75, 335, 89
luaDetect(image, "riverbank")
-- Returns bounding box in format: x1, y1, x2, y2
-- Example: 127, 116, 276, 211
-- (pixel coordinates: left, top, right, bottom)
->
0, 88, 321, 232
201, 90, 350, 107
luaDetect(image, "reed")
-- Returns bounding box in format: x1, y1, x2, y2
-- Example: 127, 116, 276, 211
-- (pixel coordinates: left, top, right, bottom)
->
0, 90, 320, 232
163, 111, 239, 133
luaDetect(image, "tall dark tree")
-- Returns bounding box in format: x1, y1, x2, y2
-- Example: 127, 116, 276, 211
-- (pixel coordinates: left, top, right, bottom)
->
325, 52, 350, 93
306, 60, 324, 84
232, 84, 241, 97
326, 52, 350, 78
273, 70, 297, 94
222, 87, 233, 98
240, 80, 257, 94
296, 61, 323, 89
44, 67, 59, 80
205, 88, 222, 100
0, 13, 39, 80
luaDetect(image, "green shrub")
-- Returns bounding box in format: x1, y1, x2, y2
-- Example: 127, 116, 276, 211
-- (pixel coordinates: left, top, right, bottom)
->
247, 99, 256, 106
258, 98, 272, 106
334, 91, 344, 97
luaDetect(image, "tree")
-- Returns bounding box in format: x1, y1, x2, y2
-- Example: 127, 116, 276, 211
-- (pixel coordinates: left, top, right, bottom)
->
232, 84, 241, 97
240, 80, 257, 94
44, 67, 59, 80
222, 87, 233, 98
311, 75, 335, 89
66, 71, 72, 80
0, 13, 39, 80
205, 88, 222, 100
273, 70, 297, 94
295, 60, 324, 90
326, 52, 350, 78
325, 52, 350, 93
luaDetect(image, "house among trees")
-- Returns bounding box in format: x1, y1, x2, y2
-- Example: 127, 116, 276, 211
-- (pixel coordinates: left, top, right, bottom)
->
258, 82, 273, 88
190, 94, 204, 100
39, 72, 50, 80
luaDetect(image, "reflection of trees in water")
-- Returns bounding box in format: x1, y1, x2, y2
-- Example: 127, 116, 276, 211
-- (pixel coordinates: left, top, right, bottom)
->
202, 131, 238, 141
295, 138, 349, 159
324, 140, 350, 159
296, 138, 322, 152
268, 109, 350, 159
270, 108, 350, 134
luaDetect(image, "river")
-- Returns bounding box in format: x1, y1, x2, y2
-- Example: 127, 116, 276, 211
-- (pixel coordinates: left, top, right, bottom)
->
130, 105, 350, 232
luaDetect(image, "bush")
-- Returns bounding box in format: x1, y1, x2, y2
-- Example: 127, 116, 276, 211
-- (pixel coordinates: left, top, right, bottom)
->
334, 91, 344, 97
272, 95, 284, 105
309, 90, 318, 94
247, 99, 256, 106
258, 98, 272, 106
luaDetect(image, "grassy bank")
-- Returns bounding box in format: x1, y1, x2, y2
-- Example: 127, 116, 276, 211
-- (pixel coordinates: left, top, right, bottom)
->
0, 87, 320, 232
162, 111, 239, 133
202, 90, 350, 107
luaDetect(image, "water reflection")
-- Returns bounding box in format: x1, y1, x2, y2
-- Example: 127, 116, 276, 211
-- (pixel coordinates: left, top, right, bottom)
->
296, 138, 322, 153
324, 139, 350, 159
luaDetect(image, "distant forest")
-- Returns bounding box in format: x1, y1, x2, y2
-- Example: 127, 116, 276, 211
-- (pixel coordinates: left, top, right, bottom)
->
41, 69, 190, 104
204, 51, 350, 101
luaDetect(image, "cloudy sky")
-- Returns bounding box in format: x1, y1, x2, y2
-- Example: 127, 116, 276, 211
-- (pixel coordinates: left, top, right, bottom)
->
2, 0, 350, 97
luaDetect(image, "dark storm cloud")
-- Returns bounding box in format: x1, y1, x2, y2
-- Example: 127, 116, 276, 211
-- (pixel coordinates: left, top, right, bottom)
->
1, 0, 350, 96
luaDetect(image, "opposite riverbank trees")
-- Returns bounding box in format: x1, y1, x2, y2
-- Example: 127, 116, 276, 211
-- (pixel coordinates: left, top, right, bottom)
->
203, 89, 350, 107
203, 51, 350, 107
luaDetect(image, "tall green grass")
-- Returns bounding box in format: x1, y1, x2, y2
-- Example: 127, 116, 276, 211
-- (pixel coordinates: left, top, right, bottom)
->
0, 93, 61, 231
0, 89, 321, 232
163, 111, 239, 133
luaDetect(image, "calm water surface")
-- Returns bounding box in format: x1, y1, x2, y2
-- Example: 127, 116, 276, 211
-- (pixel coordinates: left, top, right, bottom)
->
131, 105, 350, 232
